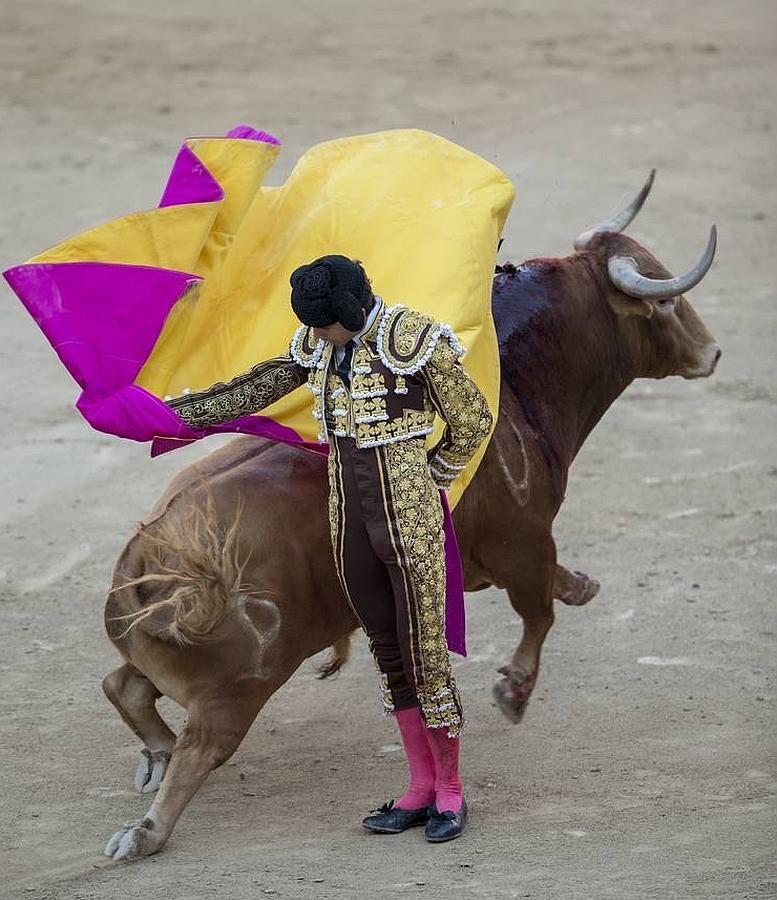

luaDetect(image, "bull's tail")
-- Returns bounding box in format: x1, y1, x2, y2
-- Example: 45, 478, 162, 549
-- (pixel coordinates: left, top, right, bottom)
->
108, 495, 249, 646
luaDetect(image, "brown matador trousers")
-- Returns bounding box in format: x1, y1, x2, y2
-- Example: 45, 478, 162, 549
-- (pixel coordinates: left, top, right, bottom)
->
327, 434, 465, 736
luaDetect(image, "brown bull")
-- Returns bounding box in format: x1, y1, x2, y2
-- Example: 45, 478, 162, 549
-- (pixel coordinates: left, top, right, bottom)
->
102, 173, 720, 860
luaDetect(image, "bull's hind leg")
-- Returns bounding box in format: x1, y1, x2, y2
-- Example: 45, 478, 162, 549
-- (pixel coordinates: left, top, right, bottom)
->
102, 663, 176, 794
493, 531, 556, 725
104, 684, 267, 861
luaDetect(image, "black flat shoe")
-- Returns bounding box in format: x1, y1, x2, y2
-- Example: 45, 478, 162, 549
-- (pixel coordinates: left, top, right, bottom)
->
362, 799, 431, 833
424, 798, 468, 842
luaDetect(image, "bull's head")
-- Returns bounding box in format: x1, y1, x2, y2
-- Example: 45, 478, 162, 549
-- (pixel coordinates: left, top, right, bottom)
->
574, 171, 721, 380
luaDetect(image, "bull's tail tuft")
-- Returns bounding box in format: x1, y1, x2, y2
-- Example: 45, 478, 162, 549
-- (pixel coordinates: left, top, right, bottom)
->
315, 633, 355, 679
109, 494, 248, 645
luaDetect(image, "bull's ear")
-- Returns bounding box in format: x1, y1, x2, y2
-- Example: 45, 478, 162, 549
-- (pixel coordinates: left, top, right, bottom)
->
606, 291, 654, 319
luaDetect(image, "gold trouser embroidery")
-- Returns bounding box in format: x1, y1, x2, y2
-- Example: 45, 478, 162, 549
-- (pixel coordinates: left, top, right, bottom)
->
326, 437, 465, 736
379, 440, 465, 737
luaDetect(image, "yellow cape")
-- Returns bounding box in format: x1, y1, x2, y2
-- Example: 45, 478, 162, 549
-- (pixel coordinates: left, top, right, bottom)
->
30, 129, 515, 507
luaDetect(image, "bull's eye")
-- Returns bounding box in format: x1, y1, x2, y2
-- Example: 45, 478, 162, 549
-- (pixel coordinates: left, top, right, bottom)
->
657, 297, 675, 308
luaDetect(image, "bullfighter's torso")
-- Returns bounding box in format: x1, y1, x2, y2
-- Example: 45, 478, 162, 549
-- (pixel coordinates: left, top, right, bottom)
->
289, 296, 466, 448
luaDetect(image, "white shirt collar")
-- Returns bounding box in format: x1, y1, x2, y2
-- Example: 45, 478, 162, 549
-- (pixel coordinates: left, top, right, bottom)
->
354, 294, 383, 341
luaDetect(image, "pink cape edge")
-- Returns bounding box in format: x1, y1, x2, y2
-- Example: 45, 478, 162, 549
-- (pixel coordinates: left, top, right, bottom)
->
1, 124, 467, 657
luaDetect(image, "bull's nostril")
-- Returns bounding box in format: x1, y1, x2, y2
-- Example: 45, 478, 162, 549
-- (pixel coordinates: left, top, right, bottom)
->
714, 348, 722, 363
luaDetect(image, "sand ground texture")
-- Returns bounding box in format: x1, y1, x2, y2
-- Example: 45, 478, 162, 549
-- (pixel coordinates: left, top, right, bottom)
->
1, 1, 775, 898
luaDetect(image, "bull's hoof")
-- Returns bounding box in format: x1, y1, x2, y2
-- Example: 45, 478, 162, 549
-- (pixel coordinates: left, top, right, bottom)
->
558, 571, 601, 607
134, 747, 171, 794
104, 816, 163, 861
492, 665, 536, 725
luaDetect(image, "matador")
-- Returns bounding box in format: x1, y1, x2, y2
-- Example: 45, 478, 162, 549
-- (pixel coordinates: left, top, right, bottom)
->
165, 254, 493, 842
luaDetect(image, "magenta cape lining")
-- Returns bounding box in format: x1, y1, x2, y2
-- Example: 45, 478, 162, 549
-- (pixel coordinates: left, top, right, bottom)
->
2, 123, 467, 657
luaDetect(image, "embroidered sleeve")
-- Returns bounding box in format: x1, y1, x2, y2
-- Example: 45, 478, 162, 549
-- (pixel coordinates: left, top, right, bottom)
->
165, 355, 308, 428
420, 335, 494, 488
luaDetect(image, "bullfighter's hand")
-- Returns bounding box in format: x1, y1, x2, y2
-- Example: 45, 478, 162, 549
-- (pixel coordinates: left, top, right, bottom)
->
428, 460, 454, 491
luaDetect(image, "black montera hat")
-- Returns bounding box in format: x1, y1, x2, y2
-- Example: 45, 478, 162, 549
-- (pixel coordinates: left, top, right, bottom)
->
290, 255, 371, 331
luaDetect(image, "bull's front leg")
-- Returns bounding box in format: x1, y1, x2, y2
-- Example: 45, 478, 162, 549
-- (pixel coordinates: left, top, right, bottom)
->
492, 532, 556, 725
104, 683, 269, 861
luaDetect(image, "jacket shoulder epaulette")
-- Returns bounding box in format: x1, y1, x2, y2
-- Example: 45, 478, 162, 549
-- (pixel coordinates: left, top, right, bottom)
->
375, 305, 466, 376
289, 324, 326, 369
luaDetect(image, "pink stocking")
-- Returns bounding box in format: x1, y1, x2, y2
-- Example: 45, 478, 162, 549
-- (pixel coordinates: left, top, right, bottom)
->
425, 726, 463, 813
392, 706, 436, 810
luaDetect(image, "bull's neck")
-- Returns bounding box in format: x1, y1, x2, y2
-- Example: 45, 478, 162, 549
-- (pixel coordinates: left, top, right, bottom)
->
494, 256, 635, 470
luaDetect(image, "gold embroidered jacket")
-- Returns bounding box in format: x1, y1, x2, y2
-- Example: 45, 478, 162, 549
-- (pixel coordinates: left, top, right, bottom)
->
165, 298, 493, 488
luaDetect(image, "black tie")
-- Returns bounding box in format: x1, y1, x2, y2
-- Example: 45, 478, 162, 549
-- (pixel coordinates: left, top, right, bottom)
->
337, 340, 355, 387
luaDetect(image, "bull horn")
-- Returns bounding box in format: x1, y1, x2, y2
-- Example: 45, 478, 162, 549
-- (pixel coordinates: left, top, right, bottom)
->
573, 169, 656, 251
607, 225, 717, 299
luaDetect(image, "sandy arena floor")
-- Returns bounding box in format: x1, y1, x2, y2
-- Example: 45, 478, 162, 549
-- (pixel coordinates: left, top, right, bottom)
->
0, 1, 775, 897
